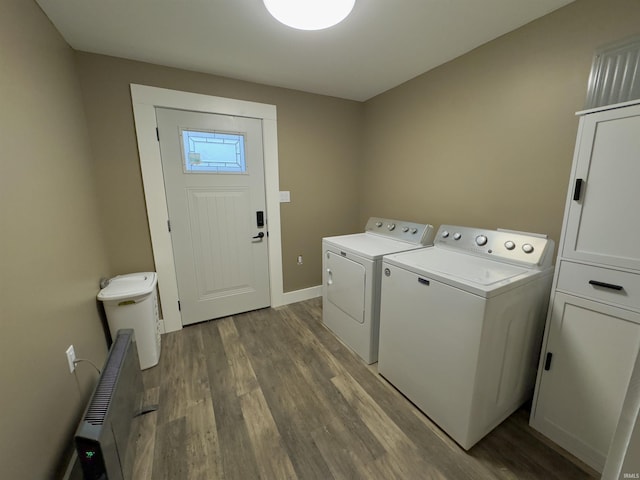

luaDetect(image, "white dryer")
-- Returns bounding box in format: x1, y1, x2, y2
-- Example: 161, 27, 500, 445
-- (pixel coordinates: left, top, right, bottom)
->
378, 225, 555, 449
322, 217, 435, 364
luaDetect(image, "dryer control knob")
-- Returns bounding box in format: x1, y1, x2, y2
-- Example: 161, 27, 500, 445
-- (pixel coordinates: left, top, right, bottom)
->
522, 243, 534, 254
453, 232, 462, 240
375, 222, 383, 227
402, 227, 409, 233
504, 241, 516, 250
387, 223, 396, 231
475, 235, 488, 246
411, 228, 418, 234
441, 230, 450, 238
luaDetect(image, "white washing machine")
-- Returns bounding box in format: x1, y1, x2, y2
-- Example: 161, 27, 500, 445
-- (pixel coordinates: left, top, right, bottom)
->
378, 224, 555, 449
322, 217, 435, 364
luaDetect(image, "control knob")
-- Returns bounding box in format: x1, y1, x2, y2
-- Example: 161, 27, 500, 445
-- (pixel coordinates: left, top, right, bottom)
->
410, 228, 418, 234
475, 235, 488, 246
453, 232, 462, 240
522, 243, 534, 254
402, 227, 409, 233
387, 223, 396, 231
375, 221, 383, 227
504, 241, 515, 250
441, 230, 450, 238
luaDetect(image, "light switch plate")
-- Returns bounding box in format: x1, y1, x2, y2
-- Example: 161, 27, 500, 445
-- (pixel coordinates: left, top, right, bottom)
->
279, 191, 291, 203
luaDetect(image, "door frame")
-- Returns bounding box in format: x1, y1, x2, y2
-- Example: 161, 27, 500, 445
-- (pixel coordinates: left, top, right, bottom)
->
130, 84, 284, 333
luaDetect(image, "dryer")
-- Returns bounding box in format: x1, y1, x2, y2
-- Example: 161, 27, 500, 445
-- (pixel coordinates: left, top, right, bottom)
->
322, 217, 435, 364
378, 225, 555, 449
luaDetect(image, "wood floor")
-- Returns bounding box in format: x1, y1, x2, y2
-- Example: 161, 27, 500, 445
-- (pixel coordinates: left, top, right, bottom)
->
133, 298, 598, 479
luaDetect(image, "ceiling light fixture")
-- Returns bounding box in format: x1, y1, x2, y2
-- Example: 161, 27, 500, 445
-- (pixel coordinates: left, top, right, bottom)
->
263, 0, 356, 31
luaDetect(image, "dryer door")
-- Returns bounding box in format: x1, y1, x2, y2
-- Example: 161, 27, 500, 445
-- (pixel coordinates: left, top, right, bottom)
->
326, 251, 366, 323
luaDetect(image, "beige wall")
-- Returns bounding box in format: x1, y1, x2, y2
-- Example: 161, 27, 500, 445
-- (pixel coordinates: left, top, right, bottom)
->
74, 53, 363, 293
362, 0, 640, 248
1, 1, 639, 476
0, 0, 111, 477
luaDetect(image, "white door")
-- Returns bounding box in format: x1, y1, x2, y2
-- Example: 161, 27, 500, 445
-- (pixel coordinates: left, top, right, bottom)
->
156, 108, 270, 325
325, 251, 366, 323
562, 103, 640, 271
532, 292, 640, 471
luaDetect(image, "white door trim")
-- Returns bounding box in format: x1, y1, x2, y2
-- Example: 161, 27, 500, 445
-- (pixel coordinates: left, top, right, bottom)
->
130, 84, 284, 332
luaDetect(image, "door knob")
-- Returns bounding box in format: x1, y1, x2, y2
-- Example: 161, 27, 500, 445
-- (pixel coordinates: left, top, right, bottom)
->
252, 232, 265, 240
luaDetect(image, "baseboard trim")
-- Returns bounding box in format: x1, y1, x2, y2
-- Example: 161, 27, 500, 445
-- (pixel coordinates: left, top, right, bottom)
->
281, 285, 322, 305
159, 286, 322, 331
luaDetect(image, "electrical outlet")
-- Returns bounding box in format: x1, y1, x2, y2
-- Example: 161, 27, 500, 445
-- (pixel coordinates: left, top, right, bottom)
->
66, 345, 76, 373
297, 255, 303, 265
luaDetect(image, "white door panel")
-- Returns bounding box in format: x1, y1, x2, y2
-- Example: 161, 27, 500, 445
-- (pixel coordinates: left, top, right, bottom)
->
156, 108, 270, 325
188, 187, 253, 299
532, 293, 640, 471
326, 251, 366, 323
563, 105, 640, 270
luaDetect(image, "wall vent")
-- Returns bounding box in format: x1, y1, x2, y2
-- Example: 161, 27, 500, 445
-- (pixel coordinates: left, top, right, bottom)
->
585, 35, 640, 109
82, 333, 128, 425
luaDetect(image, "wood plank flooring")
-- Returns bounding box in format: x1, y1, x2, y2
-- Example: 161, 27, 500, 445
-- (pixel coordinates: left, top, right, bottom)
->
133, 298, 598, 479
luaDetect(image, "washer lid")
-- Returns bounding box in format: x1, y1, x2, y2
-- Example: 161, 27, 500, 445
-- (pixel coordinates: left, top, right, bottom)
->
97, 272, 158, 301
384, 248, 544, 297
323, 233, 428, 260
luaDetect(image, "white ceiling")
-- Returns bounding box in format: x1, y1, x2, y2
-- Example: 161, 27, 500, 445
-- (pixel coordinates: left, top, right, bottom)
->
36, 0, 575, 102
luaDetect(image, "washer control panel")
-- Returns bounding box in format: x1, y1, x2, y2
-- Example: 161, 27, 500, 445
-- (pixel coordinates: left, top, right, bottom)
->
435, 224, 555, 267
365, 217, 435, 246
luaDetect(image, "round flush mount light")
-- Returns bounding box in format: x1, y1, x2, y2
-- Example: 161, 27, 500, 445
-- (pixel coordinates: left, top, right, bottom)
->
263, 0, 356, 31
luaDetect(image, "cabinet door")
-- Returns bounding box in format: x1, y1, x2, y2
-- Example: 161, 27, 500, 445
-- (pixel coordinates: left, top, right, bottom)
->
531, 292, 640, 472
562, 103, 640, 271
324, 251, 366, 323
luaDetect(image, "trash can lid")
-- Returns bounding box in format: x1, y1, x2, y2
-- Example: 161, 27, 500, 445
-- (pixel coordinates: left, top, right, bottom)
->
97, 272, 157, 301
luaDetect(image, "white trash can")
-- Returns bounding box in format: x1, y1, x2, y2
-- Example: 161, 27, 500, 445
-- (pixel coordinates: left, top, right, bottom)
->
97, 272, 161, 370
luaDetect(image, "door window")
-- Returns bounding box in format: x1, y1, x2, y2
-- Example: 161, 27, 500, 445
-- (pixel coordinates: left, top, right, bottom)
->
180, 129, 246, 173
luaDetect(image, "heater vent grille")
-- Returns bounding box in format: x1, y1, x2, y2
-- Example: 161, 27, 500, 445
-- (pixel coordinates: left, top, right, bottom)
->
586, 35, 640, 109
83, 332, 130, 425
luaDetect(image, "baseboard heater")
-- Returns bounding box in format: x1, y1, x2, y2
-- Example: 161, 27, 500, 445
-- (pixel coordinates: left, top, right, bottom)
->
74, 329, 156, 479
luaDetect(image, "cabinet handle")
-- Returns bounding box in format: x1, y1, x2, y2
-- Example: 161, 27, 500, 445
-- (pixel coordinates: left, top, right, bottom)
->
544, 352, 553, 371
588, 280, 623, 291
418, 277, 430, 286
573, 178, 583, 201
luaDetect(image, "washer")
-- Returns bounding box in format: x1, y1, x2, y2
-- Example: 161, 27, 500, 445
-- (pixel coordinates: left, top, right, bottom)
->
322, 217, 435, 364
378, 224, 555, 449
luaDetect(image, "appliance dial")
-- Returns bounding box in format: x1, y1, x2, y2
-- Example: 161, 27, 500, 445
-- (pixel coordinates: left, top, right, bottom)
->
441, 230, 449, 238
375, 222, 383, 227
504, 241, 515, 250
411, 228, 418, 234
453, 232, 462, 240
522, 243, 534, 254
475, 235, 488, 246
387, 223, 396, 231
402, 227, 409, 233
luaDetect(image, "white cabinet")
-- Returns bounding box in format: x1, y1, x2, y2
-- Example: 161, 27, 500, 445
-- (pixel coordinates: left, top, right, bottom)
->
561, 102, 640, 271
532, 292, 640, 471
531, 100, 640, 473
